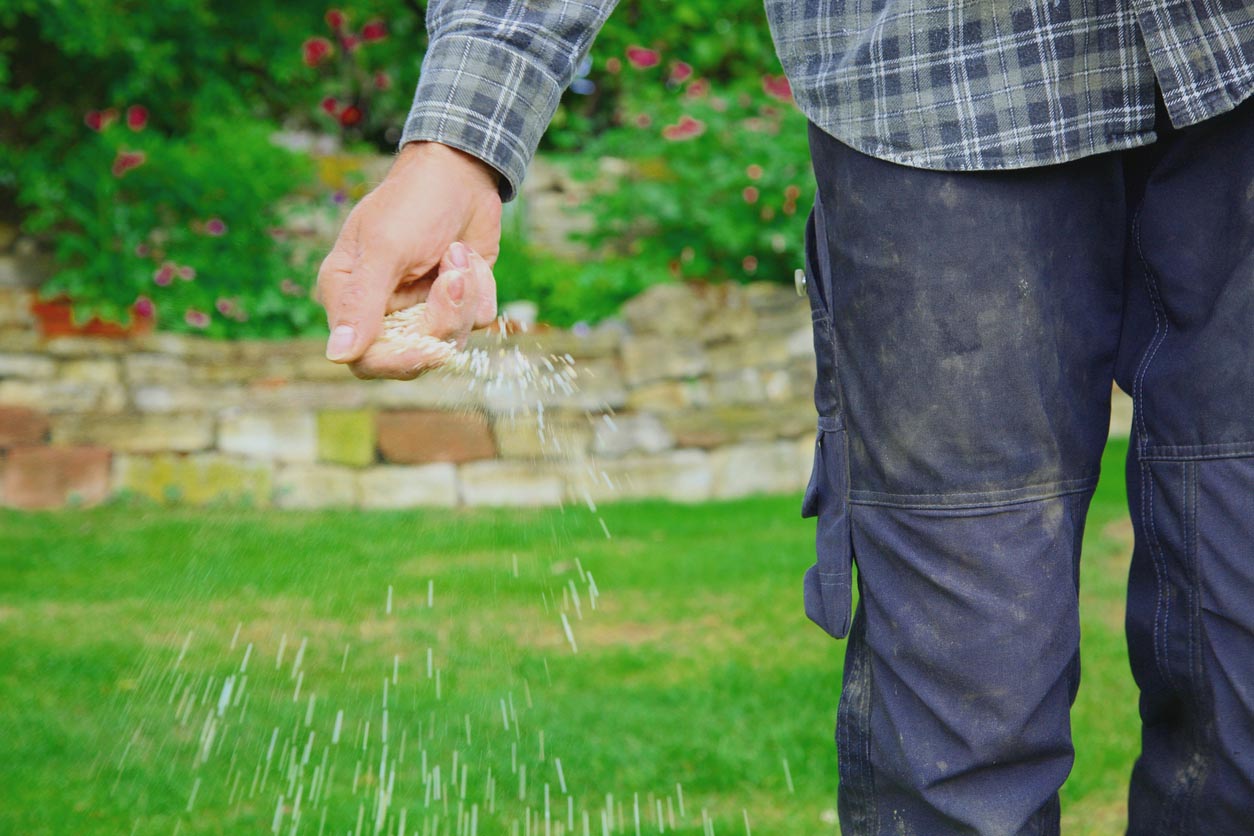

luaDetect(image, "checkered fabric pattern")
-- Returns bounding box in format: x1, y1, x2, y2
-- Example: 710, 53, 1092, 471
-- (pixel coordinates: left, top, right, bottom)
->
400, 0, 1254, 200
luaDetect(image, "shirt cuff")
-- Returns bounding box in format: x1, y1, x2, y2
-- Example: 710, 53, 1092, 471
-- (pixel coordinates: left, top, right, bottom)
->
398, 33, 567, 202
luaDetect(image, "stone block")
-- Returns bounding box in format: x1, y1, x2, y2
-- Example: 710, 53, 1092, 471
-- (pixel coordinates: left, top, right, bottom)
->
0, 380, 104, 413
43, 336, 128, 357
0, 289, 34, 328
377, 410, 495, 464
0, 353, 57, 379
786, 325, 816, 360
51, 413, 213, 453
218, 411, 316, 462
578, 449, 712, 503
621, 283, 709, 336
625, 379, 712, 414
133, 384, 245, 413
479, 357, 627, 415
711, 441, 808, 499
60, 358, 121, 385
359, 464, 458, 508
493, 412, 592, 460
2, 445, 110, 509
124, 353, 192, 385
274, 463, 360, 509
112, 453, 272, 506
620, 336, 706, 385
459, 460, 565, 507
366, 376, 484, 410
709, 369, 767, 405
243, 381, 368, 410
662, 402, 816, 448
705, 337, 790, 375
591, 413, 673, 458
0, 405, 49, 448
317, 409, 376, 466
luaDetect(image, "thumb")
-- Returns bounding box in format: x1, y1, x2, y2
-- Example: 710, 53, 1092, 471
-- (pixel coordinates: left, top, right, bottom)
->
422, 265, 476, 348
323, 257, 394, 363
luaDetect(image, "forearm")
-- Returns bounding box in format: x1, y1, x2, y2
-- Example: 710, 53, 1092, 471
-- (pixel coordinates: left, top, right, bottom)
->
399, 0, 620, 201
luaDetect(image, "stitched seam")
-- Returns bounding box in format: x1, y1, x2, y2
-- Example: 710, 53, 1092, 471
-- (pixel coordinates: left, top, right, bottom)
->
1142, 441, 1254, 460
1133, 214, 1169, 453
1142, 457, 1174, 693
850, 477, 1098, 510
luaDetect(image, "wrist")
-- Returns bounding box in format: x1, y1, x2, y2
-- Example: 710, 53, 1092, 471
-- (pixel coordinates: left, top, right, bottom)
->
396, 141, 501, 193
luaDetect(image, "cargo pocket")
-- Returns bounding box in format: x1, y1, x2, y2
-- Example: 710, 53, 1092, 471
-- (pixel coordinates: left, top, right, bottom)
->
801, 414, 854, 639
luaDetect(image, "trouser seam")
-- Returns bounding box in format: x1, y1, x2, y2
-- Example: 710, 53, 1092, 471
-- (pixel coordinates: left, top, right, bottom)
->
849, 477, 1098, 510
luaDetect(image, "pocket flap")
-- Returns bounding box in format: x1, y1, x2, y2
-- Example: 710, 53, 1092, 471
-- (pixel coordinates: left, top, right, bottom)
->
800, 425, 853, 639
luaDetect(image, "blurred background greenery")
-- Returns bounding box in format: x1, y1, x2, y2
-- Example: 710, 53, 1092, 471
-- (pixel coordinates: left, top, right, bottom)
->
1, 0, 813, 336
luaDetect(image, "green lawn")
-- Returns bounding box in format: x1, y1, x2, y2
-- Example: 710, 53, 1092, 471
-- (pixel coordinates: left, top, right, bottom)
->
0, 439, 1140, 835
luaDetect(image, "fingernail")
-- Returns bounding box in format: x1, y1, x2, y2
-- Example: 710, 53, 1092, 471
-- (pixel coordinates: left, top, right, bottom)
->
449, 241, 469, 269
325, 324, 356, 361
446, 271, 465, 305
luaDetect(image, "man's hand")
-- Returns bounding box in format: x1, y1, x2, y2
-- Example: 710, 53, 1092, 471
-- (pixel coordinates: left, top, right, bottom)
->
316, 141, 503, 378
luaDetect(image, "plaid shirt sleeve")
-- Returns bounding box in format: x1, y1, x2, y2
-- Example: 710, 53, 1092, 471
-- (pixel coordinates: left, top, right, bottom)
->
399, 0, 620, 201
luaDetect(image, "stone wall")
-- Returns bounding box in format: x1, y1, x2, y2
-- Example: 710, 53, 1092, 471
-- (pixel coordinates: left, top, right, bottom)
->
0, 281, 823, 510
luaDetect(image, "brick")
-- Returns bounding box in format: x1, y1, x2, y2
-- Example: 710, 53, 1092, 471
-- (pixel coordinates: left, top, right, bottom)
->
459, 460, 565, 507
219, 411, 316, 462
591, 413, 673, 458
493, 413, 592, 459
2, 445, 110, 509
123, 353, 192, 385
662, 403, 815, 448
275, 463, 360, 509
112, 453, 272, 506
0, 353, 57, 379
51, 413, 213, 453
620, 335, 706, 385
359, 464, 458, 508
377, 410, 495, 464
0, 405, 49, 448
133, 384, 245, 413
317, 409, 376, 466
60, 358, 121, 385
0, 379, 104, 413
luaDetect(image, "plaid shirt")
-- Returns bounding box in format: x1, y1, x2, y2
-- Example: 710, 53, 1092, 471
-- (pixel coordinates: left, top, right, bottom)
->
401, 1, 1254, 200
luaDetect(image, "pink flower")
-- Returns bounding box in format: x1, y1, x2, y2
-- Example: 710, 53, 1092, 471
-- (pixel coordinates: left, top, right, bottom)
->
112, 150, 146, 177
84, 108, 119, 132
133, 296, 155, 319
605, 57, 622, 74
746, 164, 763, 180
763, 74, 793, 102
742, 255, 759, 274
634, 113, 652, 129
338, 105, 362, 127
325, 9, 346, 31
742, 186, 759, 204
184, 309, 210, 329
204, 218, 227, 237
626, 46, 660, 69
126, 105, 148, 131
134, 243, 150, 258
361, 20, 387, 42
685, 79, 710, 99
280, 279, 306, 297
340, 33, 360, 52
178, 265, 196, 281
670, 61, 693, 83
302, 36, 333, 67
215, 298, 235, 315
373, 71, 391, 90
320, 96, 340, 115
784, 184, 801, 200
153, 263, 175, 286
661, 115, 705, 141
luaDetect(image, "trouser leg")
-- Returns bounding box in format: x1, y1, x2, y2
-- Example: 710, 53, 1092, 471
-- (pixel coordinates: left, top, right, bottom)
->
1117, 95, 1254, 835
803, 124, 1125, 835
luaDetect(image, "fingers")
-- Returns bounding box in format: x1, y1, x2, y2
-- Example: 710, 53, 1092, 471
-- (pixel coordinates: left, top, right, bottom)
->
467, 250, 498, 328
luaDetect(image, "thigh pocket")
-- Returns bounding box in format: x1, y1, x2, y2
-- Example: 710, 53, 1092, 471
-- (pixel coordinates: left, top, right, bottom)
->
802, 414, 853, 640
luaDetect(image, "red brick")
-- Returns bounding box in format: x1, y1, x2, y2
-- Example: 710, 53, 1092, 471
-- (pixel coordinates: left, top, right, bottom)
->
376, 410, 495, 464
2, 445, 111, 509
0, 406, 49, 449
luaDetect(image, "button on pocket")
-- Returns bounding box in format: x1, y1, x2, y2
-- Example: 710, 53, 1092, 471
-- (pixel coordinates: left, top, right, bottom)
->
801, 416, 853, 640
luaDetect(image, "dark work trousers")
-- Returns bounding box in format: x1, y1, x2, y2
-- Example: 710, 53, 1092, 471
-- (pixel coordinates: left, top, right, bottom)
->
800, 91, 1254, 835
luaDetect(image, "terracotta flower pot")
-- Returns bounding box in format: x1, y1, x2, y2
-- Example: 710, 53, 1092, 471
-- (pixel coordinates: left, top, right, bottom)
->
30, 295, 155, 339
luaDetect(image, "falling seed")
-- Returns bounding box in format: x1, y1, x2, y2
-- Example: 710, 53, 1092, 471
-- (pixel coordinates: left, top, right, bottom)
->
560, 613, 578, 654
333, 710, 344, 745
598, 518, 612, 540
341, 644, 350, 673
275, 633, 287, 670
387, 585, 394, 615
742, 809, 751, 836
782, 758, 794, 794
428, 580, 435, 608
555, 758, 567, 794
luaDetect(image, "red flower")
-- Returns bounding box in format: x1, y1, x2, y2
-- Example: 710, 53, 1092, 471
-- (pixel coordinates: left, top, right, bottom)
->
215, 298, 235, 316
661, 115, 705, 141
302, 36, 333, 67
634, 113, 652, 129
626, 46, 660, 69
605, 57, 622, 74
784, 184, 801, 200
685, 78, 710, 99
763, 74, 793, 102
670, 61, 693, 83
178, 264, 197, 281
204, 218, 227, 237
280, 279, 306, 297
321, 96, 340, 115
153, 263, 175, 286
742, 255, 759, 274
373, 71, 391, 90
339, 105, 363, 127
325, 9, 346, 31
742, 186, 760, 204
746, 164, 764, 180
126, 105, 148, 131
361, 20, 387, 42
184, 309, 210, 329
340, 33, 360, 52
111, 149, 146, 177
133, 296, 155, 319
84, 108, 118, 132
